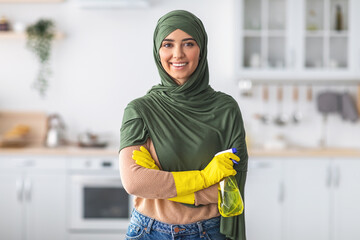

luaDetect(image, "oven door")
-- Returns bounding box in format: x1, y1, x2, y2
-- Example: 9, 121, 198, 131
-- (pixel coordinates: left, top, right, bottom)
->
69, 173, 132, 231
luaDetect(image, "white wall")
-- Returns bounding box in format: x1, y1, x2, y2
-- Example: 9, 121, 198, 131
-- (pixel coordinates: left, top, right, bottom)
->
0, 0, 359, 149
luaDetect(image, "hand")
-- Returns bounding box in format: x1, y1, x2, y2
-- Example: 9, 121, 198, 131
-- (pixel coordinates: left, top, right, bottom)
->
201, 152, 239, 187
132, 146, 159, 170
171, 152, 239, 197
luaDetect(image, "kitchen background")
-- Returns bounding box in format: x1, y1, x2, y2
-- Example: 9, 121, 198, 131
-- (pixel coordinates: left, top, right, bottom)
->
0, 0, 358, 149
1, 0, 360, 240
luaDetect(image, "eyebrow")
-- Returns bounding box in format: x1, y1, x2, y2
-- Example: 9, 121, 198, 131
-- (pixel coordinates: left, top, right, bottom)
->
162, 38, 196, 42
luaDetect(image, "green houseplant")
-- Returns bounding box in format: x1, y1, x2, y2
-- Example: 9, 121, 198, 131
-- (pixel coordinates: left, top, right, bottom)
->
26, 19, 55, 97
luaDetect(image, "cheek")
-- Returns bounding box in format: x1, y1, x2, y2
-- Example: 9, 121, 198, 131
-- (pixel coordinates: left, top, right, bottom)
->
190, 47, 200, 61
189, 51, 200, 67
159, 49, 170, 66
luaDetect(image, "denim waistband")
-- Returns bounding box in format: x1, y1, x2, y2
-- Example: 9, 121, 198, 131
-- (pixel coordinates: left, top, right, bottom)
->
130, 208, 221, 236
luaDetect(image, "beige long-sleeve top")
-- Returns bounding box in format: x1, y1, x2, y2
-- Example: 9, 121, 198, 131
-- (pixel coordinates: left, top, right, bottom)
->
119, 138, 220, 224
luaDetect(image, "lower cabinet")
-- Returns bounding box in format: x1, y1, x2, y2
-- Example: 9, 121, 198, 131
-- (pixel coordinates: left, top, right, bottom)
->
282, 159, 331, 240
3, 154, 358, 240
0, 157, 67, 240
245, 159, 283, 240
245, 157, 360, 240
332, 159, 360, 240
0, 168, 23, 240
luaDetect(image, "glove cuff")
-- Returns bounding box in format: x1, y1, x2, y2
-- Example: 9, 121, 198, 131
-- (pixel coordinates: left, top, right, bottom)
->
171, 171, 205, 196
169, 193, 195, 205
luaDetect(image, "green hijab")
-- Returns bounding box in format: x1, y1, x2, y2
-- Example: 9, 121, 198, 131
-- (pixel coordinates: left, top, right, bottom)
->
151, 10, 210, 99
120, 10, 248, 240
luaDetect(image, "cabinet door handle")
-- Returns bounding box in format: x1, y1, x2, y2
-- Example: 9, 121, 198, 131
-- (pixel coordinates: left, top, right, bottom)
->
278, 181, 285, 203
16, 178, 24, 202
24, 178, 32, 202
326, 165, 332, 187
334, 166, 340, 188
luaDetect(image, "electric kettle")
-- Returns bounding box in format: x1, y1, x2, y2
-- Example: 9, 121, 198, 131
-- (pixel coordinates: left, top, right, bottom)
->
45, 114, 66, 147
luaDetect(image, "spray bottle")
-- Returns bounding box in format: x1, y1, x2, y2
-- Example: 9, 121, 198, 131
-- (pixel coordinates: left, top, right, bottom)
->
215, 148, 244, 217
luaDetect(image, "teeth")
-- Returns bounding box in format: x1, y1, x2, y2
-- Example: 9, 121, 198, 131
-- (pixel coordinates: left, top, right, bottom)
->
172, 63, 187, 67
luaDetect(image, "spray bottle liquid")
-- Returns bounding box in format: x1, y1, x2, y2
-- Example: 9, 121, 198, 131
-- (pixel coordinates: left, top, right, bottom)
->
216, 148, 244, 217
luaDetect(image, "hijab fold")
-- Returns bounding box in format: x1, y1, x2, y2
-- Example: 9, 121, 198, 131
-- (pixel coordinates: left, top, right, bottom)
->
120, 10, 248, 240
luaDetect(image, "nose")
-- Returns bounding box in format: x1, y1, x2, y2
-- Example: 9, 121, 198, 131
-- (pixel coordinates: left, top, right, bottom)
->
173, 45, 184, 59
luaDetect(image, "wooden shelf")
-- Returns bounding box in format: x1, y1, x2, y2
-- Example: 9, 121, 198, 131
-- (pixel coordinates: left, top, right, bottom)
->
0, 0, 63, 2
0, 31, 64, 39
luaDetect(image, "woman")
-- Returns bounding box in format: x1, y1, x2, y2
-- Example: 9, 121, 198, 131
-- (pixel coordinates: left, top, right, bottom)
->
119, 10, 248, 240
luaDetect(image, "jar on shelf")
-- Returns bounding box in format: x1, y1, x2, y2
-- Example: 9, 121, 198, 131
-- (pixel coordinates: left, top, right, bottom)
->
0, 16, 10, 31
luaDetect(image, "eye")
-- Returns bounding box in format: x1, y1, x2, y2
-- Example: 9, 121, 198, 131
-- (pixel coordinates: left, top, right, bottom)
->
184, 41, 195, 47
162, 42, 172, 48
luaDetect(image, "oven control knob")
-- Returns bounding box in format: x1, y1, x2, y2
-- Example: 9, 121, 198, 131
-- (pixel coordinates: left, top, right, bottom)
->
102, 161, 112, 167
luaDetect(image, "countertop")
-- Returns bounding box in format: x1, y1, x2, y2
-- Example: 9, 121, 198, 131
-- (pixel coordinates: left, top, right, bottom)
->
1, 144, 360, 157
249, 148, 360, 157
0, 143, 119, 156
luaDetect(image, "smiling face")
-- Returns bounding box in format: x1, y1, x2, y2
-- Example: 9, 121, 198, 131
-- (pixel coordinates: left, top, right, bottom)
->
159, 29, 201, 85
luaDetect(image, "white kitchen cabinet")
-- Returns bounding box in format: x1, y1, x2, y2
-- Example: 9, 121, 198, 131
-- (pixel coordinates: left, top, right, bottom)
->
236, 0, 360, 80
245, 158, 283, 240
246, 157, 360, 240
283, 159, 331, 240
0, 170, 23, 240
0, 157, 67, 240
332, 159, 360, 240
283, 158, 360, 240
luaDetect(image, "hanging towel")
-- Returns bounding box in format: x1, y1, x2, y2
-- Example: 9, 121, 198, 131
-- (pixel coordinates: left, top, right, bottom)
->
341, 92, 359, 122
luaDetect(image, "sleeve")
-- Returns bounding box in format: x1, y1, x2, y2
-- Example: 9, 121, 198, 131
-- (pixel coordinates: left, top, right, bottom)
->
119, 103, 149, 151
119, 103, 181, 199
119, 144, 179, 199
194, 184, 218, 206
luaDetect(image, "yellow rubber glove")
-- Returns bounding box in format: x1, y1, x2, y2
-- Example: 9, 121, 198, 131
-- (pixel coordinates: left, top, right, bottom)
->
132, 146, 195, 204
171, 152, 239, 197
132, 146, 159, 170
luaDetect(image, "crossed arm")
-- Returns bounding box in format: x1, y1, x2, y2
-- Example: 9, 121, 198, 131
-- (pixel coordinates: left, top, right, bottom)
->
119, 142, 236, 205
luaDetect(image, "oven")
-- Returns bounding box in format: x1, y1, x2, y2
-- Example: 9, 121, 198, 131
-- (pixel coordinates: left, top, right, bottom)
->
68, 156, 132, 232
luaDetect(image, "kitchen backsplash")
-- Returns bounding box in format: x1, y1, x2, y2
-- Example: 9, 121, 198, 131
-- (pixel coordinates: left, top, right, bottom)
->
238, 84, 360, 149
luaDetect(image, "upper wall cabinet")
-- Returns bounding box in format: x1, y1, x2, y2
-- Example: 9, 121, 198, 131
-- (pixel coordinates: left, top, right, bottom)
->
242, 0, 287, 69
236, 0, 360, 80
304, 0, 348, 69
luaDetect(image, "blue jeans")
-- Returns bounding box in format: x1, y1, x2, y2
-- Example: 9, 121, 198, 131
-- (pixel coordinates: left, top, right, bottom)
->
125, 208, 227, 240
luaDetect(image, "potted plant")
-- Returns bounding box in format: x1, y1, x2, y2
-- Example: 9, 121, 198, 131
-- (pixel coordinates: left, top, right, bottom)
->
26, 19, 55, 97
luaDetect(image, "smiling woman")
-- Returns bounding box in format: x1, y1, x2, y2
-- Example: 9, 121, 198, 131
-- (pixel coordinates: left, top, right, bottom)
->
119, 9, 248, 240
159, 29, 200, 85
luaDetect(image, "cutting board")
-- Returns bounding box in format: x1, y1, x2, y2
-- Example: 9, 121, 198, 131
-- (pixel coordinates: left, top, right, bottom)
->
0, 111, 48, 147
